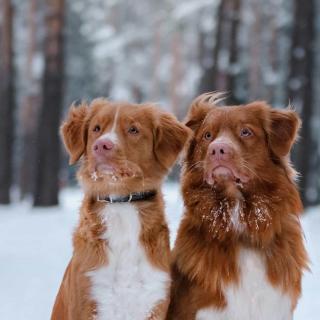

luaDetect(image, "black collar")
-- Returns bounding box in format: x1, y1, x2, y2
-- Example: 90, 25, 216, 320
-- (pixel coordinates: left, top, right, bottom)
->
97, 190, 157, 203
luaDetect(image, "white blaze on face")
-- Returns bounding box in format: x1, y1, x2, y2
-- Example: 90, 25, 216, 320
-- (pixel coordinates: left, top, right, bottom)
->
211, 132, 236, 150
207, 132, 237, 181
97, 107, 120, 144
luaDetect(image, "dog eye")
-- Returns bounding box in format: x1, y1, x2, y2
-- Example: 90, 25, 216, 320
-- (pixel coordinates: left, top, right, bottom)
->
128, 126, 139, 134
204, 132, 212, 140
240, 128, 253, 137
93, 125, 100, 132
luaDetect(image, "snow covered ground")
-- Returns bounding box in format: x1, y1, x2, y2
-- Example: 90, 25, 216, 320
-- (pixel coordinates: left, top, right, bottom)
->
0, 183, 319, 320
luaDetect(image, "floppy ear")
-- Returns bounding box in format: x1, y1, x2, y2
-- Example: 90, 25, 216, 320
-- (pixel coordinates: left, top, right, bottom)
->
184, 92, 224, 131
60, 102, 89, 165
154, 113, 192, 170
268, 109, 301, 157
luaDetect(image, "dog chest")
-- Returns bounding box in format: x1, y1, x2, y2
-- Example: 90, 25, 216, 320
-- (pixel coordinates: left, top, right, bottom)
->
87, 203, 169, 320
196, 248, 292, 320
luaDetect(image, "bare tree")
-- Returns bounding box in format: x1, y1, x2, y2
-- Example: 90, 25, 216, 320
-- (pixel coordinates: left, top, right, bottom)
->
33, 0, 65, 206
287, 0, 316, 206
247, 0, 263, 101
0, 0, 15, 204
19, 0, 42, 199
170, 31, 182, 117
199, 0, 242, 103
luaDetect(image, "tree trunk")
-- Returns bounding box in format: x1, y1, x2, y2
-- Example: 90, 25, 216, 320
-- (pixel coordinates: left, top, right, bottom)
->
19, 0, 41, 199
198, 0, 224, 94
33, 0, 65, 206
170, 31, 182, 118
287, 0, 315, 206
247, 0, 262, 101
198, 0, 241, 104
0, 0, 15, 204
226, 0, 241, 103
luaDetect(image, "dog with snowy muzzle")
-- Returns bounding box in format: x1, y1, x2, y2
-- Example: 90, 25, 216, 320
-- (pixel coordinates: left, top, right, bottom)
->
51, 98, 191, 320
166, 93, 309, 320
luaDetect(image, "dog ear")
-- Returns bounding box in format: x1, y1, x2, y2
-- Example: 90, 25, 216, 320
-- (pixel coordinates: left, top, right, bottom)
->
184, 92, 224, 131
268, 108, 301, 157
60, 102, 89, 165
154, 112, 192, 170
184, 103, 210, 132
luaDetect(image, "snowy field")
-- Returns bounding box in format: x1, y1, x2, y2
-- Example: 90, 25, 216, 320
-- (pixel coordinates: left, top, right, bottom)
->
0, 183, 319, 320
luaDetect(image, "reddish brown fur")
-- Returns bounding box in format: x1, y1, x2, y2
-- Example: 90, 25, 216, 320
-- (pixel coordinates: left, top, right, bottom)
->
51, 99, 191, 320
167, 93, 309, 319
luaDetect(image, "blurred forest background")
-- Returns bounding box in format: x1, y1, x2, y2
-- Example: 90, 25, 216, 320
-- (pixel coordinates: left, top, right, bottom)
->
0, 0, 319, 207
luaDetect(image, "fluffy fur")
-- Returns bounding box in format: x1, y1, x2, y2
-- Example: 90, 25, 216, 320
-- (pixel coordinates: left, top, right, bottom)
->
51, 99, 191, 320
87, 203, 169, 320
167, 93, 309, 320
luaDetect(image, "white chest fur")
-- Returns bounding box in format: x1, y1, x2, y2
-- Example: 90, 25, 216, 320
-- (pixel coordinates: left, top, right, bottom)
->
196, 248, 292, 320
87, 203, 169, 320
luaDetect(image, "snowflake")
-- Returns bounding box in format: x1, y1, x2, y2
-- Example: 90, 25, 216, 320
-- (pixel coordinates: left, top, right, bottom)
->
91, 171, 99, 181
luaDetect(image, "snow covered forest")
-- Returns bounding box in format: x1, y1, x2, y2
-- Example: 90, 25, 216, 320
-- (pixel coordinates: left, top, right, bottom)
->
0, 0, 319, 207
0, 0, 320, 319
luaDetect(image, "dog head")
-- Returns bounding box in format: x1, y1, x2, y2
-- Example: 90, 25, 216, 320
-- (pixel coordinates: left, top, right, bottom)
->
183, 93, 300, 199
61, 99, 191, 196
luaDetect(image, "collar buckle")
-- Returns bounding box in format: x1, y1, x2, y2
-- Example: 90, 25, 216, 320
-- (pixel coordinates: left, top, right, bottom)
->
97, 194, 112, 203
